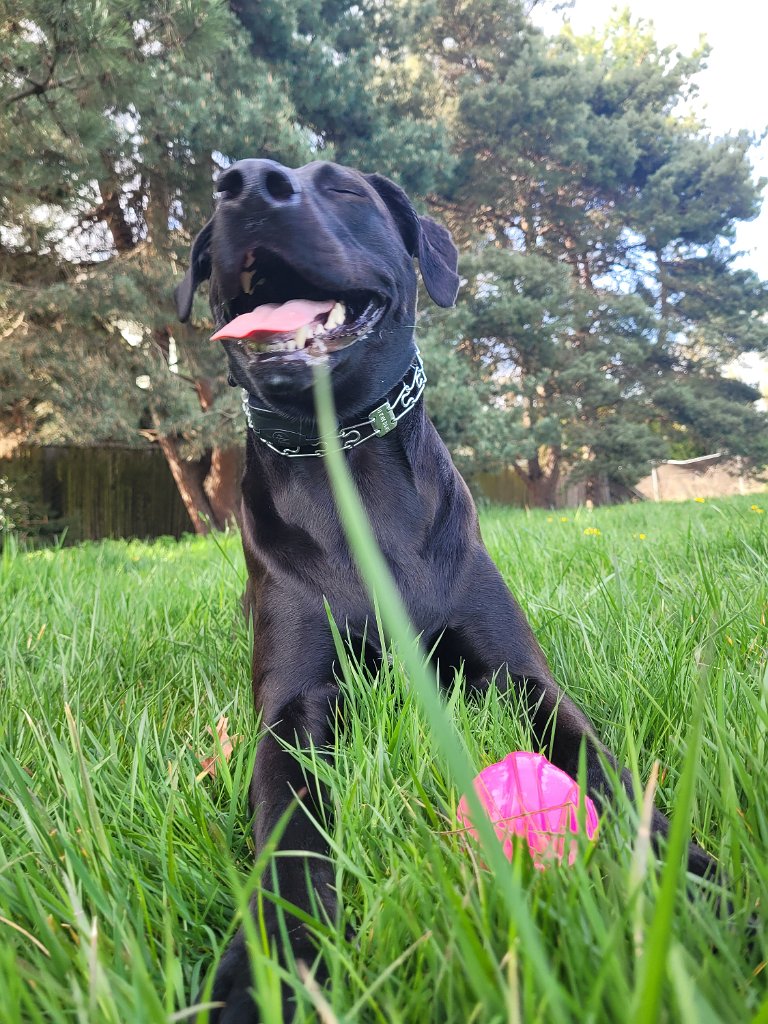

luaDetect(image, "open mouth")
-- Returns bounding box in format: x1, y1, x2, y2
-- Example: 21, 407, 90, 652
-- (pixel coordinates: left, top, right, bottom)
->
211, 249, 385, 359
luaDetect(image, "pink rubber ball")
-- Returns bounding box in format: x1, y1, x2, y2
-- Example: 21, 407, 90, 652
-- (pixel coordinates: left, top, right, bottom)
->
457, 751, 599, 869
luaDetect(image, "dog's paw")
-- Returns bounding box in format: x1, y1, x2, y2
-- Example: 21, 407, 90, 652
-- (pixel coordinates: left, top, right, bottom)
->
203, 923, 325, 1023
203, 930, 260, 1024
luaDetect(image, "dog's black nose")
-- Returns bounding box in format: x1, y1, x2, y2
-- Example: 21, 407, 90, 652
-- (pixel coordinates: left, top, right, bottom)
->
215, 159, 301, 209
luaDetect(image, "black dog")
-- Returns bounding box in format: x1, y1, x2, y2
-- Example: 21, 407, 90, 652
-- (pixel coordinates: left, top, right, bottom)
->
175, 159, 716, 1021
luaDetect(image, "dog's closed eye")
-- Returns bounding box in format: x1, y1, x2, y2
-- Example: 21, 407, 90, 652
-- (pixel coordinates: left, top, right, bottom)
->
328, 187, 366, 198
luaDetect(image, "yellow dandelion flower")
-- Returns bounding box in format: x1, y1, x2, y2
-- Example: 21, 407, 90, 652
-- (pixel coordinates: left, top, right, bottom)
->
583, 527, 601, 536
750, 504, 764, 514
694, 497, 705, 503
638, 533, 647, 540
546, 515, 554, 522
560, 516, 568, 522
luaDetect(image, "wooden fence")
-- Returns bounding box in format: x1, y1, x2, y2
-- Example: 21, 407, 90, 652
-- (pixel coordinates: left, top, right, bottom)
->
3, 446, 641, 545
2, 446, 192, 542
15, 446, 758, 546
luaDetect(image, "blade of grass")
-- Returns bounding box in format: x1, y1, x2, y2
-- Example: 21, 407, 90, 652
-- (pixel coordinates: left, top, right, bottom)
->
631, 645, 711, 1023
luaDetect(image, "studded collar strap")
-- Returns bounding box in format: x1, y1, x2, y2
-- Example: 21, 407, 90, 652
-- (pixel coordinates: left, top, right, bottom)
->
241, 350, 426, 458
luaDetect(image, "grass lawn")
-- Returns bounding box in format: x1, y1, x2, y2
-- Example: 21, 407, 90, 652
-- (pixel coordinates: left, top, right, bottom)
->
1, 494, 766, 1023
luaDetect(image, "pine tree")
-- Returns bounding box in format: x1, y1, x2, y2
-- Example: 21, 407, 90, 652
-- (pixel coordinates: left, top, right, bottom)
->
1, 0, 315, 530
417, 3, 768, 503
228, 0, 451, 193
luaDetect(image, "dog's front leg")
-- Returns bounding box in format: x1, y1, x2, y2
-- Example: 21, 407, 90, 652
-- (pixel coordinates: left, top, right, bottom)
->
209, 622, 339, 1023
450, 548, 717, 880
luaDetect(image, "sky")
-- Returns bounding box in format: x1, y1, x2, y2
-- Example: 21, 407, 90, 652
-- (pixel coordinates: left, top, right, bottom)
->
533, 0, 768, 280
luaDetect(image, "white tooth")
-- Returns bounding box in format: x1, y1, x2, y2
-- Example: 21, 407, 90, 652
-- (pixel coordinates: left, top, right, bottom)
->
240, 271, 255, 294
313, 322, 326, 336
294, 325, 309, 349
326, 302, 346, 329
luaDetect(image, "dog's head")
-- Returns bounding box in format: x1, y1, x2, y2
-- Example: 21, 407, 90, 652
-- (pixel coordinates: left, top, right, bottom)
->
174, 159, 459, 419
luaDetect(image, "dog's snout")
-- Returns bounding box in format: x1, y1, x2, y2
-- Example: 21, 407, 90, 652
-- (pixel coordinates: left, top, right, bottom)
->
216, 159, 301, 209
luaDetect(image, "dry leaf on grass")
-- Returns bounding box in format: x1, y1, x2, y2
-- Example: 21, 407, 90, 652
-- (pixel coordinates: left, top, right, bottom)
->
196, 716, 241, 781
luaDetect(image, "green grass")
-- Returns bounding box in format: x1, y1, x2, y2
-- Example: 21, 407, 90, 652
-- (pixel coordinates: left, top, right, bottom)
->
1, 493, 767, 1023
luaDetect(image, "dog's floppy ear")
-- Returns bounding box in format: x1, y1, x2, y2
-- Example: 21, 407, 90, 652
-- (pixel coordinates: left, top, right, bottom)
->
366, 174, 459, 308
174, 219, 213, 322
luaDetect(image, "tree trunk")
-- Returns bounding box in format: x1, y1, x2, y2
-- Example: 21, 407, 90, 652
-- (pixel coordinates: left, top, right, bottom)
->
154, 430, 217, 535
204, 445, 242, 528
585, 473, 611, 507
154, 436, 242, 534
525, 472, 560, 508
521, 447, 561, 508
147, 333, 242, 531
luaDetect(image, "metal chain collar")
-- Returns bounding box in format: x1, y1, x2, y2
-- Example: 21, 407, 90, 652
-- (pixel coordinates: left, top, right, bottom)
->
241, 349, 426, 458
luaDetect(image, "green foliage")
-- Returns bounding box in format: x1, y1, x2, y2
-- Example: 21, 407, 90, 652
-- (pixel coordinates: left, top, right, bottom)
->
1, 497, 766, 1019
411, 3, 768, 499
229, 0, 452, 193
0, 0, 310, 458
422, 249, 669, 493
418, 297, 526, 480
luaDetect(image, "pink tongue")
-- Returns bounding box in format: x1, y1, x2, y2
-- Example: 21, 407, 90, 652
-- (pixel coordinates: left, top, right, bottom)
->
211, 299, 335, 341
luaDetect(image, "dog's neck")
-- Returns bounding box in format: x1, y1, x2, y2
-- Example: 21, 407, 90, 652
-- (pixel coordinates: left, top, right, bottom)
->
238, 349, 426, 458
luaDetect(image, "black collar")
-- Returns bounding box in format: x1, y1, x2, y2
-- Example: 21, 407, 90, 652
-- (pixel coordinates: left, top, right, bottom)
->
239, 350, 426, 458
